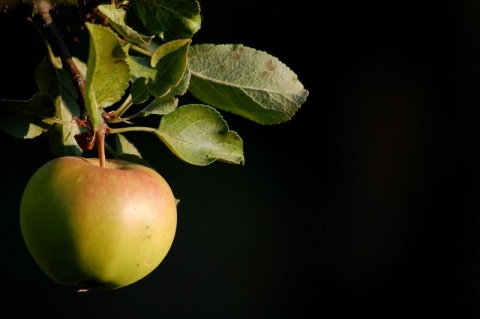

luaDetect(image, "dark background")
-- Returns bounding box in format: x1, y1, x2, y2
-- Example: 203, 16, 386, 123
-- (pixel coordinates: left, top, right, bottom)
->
0, 0, 478, 317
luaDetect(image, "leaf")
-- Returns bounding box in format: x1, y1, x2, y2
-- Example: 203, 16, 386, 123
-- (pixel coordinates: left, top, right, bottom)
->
138, 67, 191, 115
188, 44, 309, 124
148, 39, 191, 98
154, 104, 244, 166
127, 47, 190, 105
127, 56, 157, 81
34, 48, 83, 157
141, 95, 178, 116
130, 77, 150, 104
99, 4, 155, 45
85, 23, 130, 130
115, 133, 142, 157
113, 133, 153, 168
129, 66, 190, 118
132, 0, 201, 41
166, 65, 191, 97
0, 93, 56, 139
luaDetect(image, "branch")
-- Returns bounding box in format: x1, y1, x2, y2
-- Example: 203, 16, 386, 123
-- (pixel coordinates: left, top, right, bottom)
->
34, 2, 88, 122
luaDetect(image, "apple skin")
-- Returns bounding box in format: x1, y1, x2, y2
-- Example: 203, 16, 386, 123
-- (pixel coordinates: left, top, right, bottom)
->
19, 156, 177, 291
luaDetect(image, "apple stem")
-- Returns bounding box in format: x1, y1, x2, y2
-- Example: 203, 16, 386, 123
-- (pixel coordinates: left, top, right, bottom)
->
96, 123, 108, 168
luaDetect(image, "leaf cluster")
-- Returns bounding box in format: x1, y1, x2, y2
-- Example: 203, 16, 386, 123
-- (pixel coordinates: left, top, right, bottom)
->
0, 0, 309, 167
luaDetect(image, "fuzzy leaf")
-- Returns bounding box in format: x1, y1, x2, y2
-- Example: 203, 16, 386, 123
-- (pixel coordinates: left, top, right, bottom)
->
148, 39, 191, 98
34, 51, 83, 156
0, 93, 56, 139
188, 44, 309, 124
127, 56, 157, 81
99, 4, 155, 45
130, 66, 190, 118
115, 133, 142, 157
154, 104, 244, 166
132, 0, 201, 41
141, 95, 178, 116
129, 52, 191, 105
85, 23, 130, 130
130, 78, 150, 104
139, 67, 190, 115
113, 133, 153, 168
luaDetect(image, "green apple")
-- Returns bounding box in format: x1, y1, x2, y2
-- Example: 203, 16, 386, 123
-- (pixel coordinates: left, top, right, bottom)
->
19, 156, 177, 291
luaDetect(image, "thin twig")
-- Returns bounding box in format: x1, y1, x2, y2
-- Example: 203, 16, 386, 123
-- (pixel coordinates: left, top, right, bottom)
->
34, 2, 88, 122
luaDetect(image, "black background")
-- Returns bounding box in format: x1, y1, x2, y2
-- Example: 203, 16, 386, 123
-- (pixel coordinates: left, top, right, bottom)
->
0, 0, 478, 318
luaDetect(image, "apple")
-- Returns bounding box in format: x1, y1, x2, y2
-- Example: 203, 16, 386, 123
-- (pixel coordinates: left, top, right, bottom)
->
19, 156, 177, 291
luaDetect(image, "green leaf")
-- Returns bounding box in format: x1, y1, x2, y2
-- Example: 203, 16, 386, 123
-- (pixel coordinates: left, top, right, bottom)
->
127, 56, 157, 81
142, 66, 191, 114
140, 95, 178, 116
130, 67, 190, 118
112, 133, 153, 168
129, 49, 191, 106
148, 39, 191, 98
34, 51, 83, 156
130, 77, 150, 104
154, 104, 244, 166
115, 133, 142, 157
132, 0, 201, 41
0, 93, 56, 139
188, 44, 309, 125
166, 65, 191, 97
85, 23, 130, 130
98, 4, 155, 45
